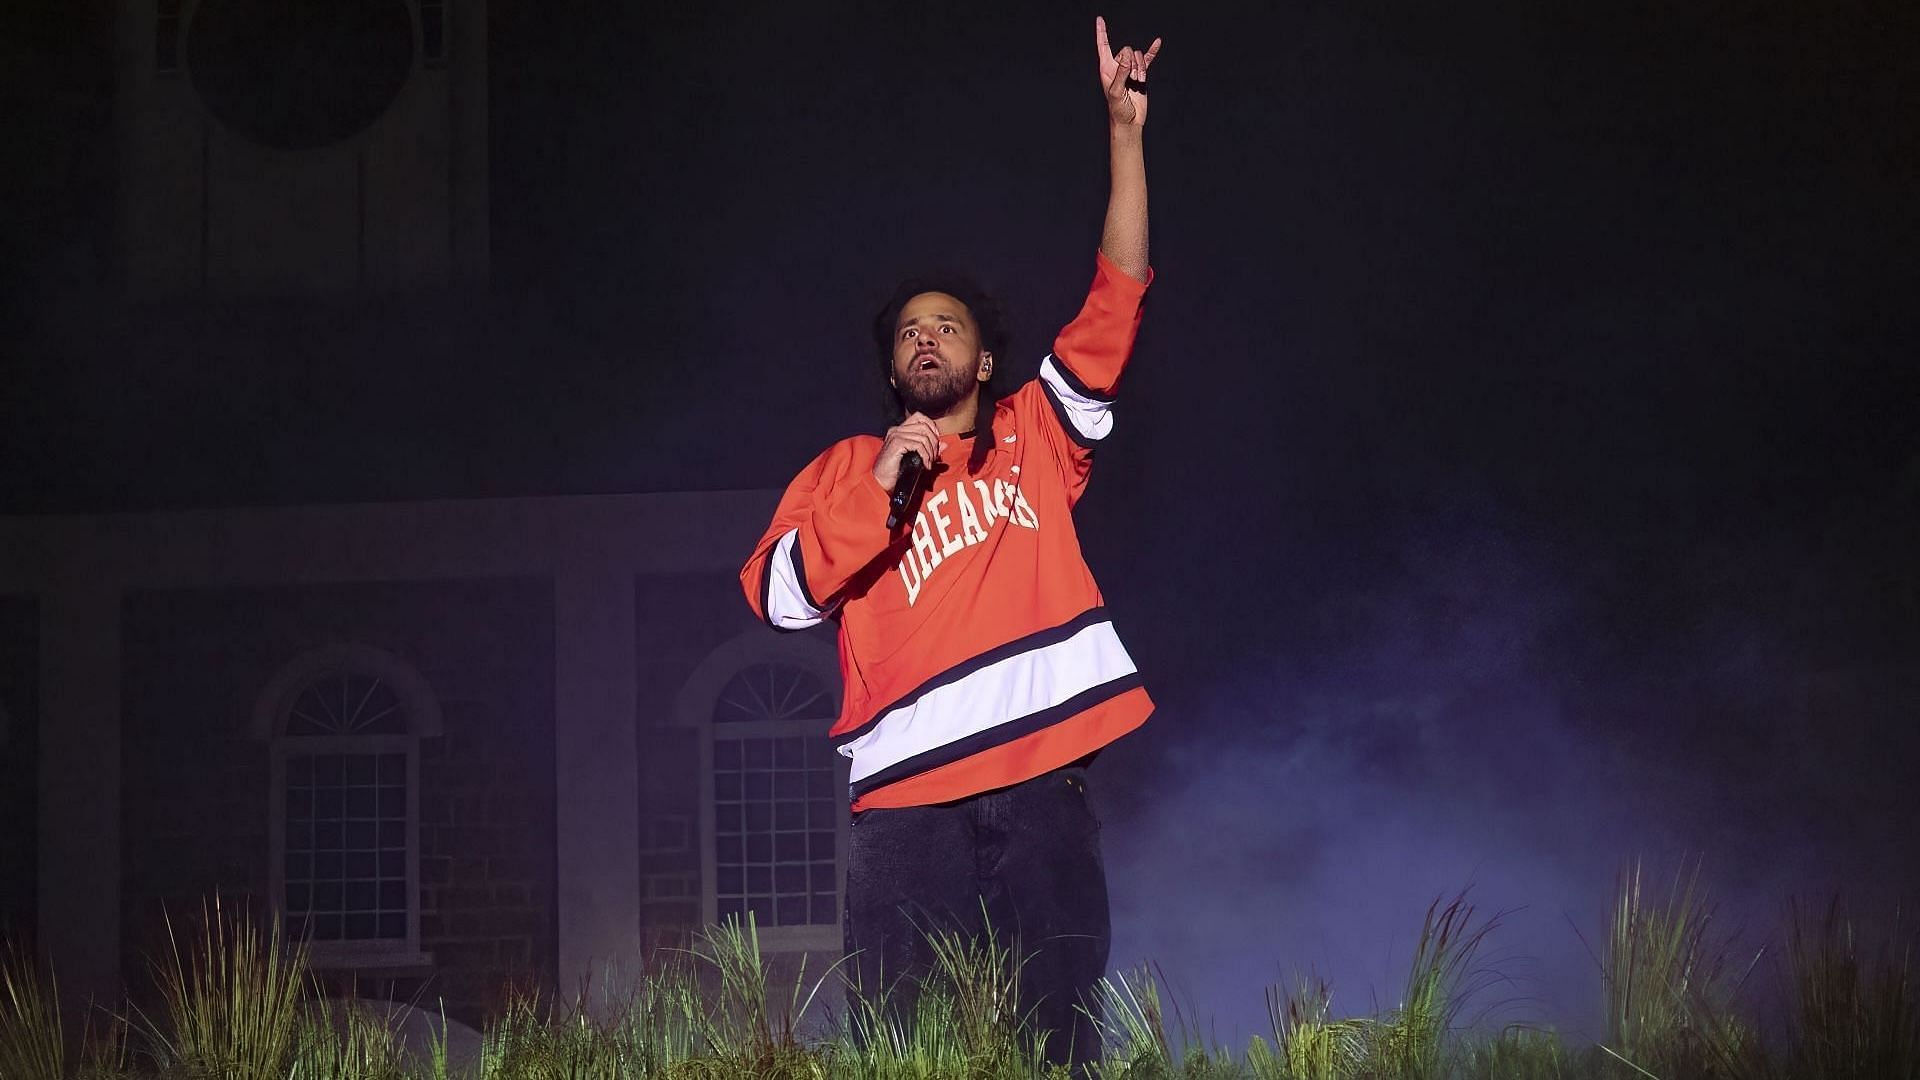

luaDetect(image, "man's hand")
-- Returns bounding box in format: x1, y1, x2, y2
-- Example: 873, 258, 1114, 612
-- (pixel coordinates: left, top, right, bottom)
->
873, 413, 942, 491
1096, 16, 1162, 128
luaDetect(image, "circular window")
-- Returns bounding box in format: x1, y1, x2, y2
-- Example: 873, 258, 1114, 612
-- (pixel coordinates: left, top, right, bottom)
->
187, 0, 416, 150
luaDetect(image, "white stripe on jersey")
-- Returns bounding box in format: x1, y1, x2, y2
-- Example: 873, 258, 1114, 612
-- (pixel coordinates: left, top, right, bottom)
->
1039, 355, 1114, 442
765, 529, 825, 629
837, 618, 1137, 784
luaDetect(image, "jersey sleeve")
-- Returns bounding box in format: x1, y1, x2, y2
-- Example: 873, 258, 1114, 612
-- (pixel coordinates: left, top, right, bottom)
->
740, 440, 894, 631
1026, 250, 1154, 504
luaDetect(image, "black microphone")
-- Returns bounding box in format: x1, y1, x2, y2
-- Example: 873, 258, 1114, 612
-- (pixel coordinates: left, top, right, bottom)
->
886, 450, 924, 530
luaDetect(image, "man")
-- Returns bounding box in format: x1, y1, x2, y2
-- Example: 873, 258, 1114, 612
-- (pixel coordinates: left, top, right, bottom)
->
739, 17, 1161, 1068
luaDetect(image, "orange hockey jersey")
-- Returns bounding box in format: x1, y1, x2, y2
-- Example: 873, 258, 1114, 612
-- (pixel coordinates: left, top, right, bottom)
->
741, 251, 1155, 811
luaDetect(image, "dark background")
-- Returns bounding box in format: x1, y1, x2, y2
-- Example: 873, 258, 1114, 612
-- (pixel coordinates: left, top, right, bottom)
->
6, 0, 1916, 1045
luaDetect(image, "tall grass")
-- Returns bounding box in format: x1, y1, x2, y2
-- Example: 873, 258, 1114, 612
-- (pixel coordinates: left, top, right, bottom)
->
1249, 974, 1369, 1080
292, 997, 413, 1080
3, 869, 1915, 1079
833, 911, 1054, 1078
1594, 859, 1762, 1080
134, 894, 314, 1080
1, 941, 64, 1080
1783, 897, 1920, 1080
1369, 893, 1508, 1079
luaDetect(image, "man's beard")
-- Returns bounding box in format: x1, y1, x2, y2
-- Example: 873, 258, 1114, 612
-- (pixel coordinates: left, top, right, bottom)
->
898, 363, 978, 418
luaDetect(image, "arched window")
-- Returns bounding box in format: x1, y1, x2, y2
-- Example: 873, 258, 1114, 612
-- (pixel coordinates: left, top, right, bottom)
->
254, 645, 440, 969
677, 634, 845, 954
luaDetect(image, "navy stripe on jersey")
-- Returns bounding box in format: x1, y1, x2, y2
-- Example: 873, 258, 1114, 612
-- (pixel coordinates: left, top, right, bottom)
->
1043, 351, 1116, 403
760, 528, 825, 632
1038, 356, 1113, 447
848, 671, 1144, 800
830, 605, 1112, 749
789, 532, 823, 612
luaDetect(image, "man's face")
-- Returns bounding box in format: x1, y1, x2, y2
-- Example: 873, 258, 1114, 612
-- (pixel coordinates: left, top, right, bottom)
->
890, 291, 992, 419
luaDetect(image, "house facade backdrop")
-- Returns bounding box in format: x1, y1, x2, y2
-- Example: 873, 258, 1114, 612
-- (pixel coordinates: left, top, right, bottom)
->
0, 493, 847, 1030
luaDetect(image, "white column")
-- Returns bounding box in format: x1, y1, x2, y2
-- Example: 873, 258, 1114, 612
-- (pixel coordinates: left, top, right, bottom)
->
552, 567, 641, 1003
38, 582, 121, 1022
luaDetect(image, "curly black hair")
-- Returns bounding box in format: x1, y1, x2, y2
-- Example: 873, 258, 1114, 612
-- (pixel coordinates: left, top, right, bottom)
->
871, 275, 1011, 475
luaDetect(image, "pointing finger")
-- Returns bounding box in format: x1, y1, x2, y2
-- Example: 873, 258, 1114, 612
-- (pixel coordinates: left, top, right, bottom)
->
1095, 15, 1113, 62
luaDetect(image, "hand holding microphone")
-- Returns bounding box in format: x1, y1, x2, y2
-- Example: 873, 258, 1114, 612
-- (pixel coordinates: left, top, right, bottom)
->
875, 413, 941, 529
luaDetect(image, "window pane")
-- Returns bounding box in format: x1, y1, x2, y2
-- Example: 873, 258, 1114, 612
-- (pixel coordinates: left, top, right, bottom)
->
743, 739, 771, 768
286, 883, 311, 911
286, 788, 313, 819
806, 770, 834, 798
774, 738, 803, 769
718, 897, 745, 921
287, 756, 314, 784
706, 708, 842, 938
289, 743, 411, 945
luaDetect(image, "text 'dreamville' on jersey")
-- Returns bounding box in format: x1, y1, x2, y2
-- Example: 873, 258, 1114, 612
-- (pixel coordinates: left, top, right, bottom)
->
896, 475, 1041, 605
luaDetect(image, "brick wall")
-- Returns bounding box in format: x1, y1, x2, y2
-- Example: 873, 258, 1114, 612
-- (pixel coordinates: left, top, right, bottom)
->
0, 596, 38, 945
633, 574, 757, 948
417, 701, 555, 1018
119, 579, 556, 1030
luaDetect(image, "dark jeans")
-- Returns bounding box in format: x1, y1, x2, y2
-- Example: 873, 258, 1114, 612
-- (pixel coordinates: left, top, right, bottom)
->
844, 764, 1110, 1069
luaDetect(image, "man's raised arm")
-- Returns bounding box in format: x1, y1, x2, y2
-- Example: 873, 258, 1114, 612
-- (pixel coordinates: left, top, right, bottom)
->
1095, 16, 1160, 284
